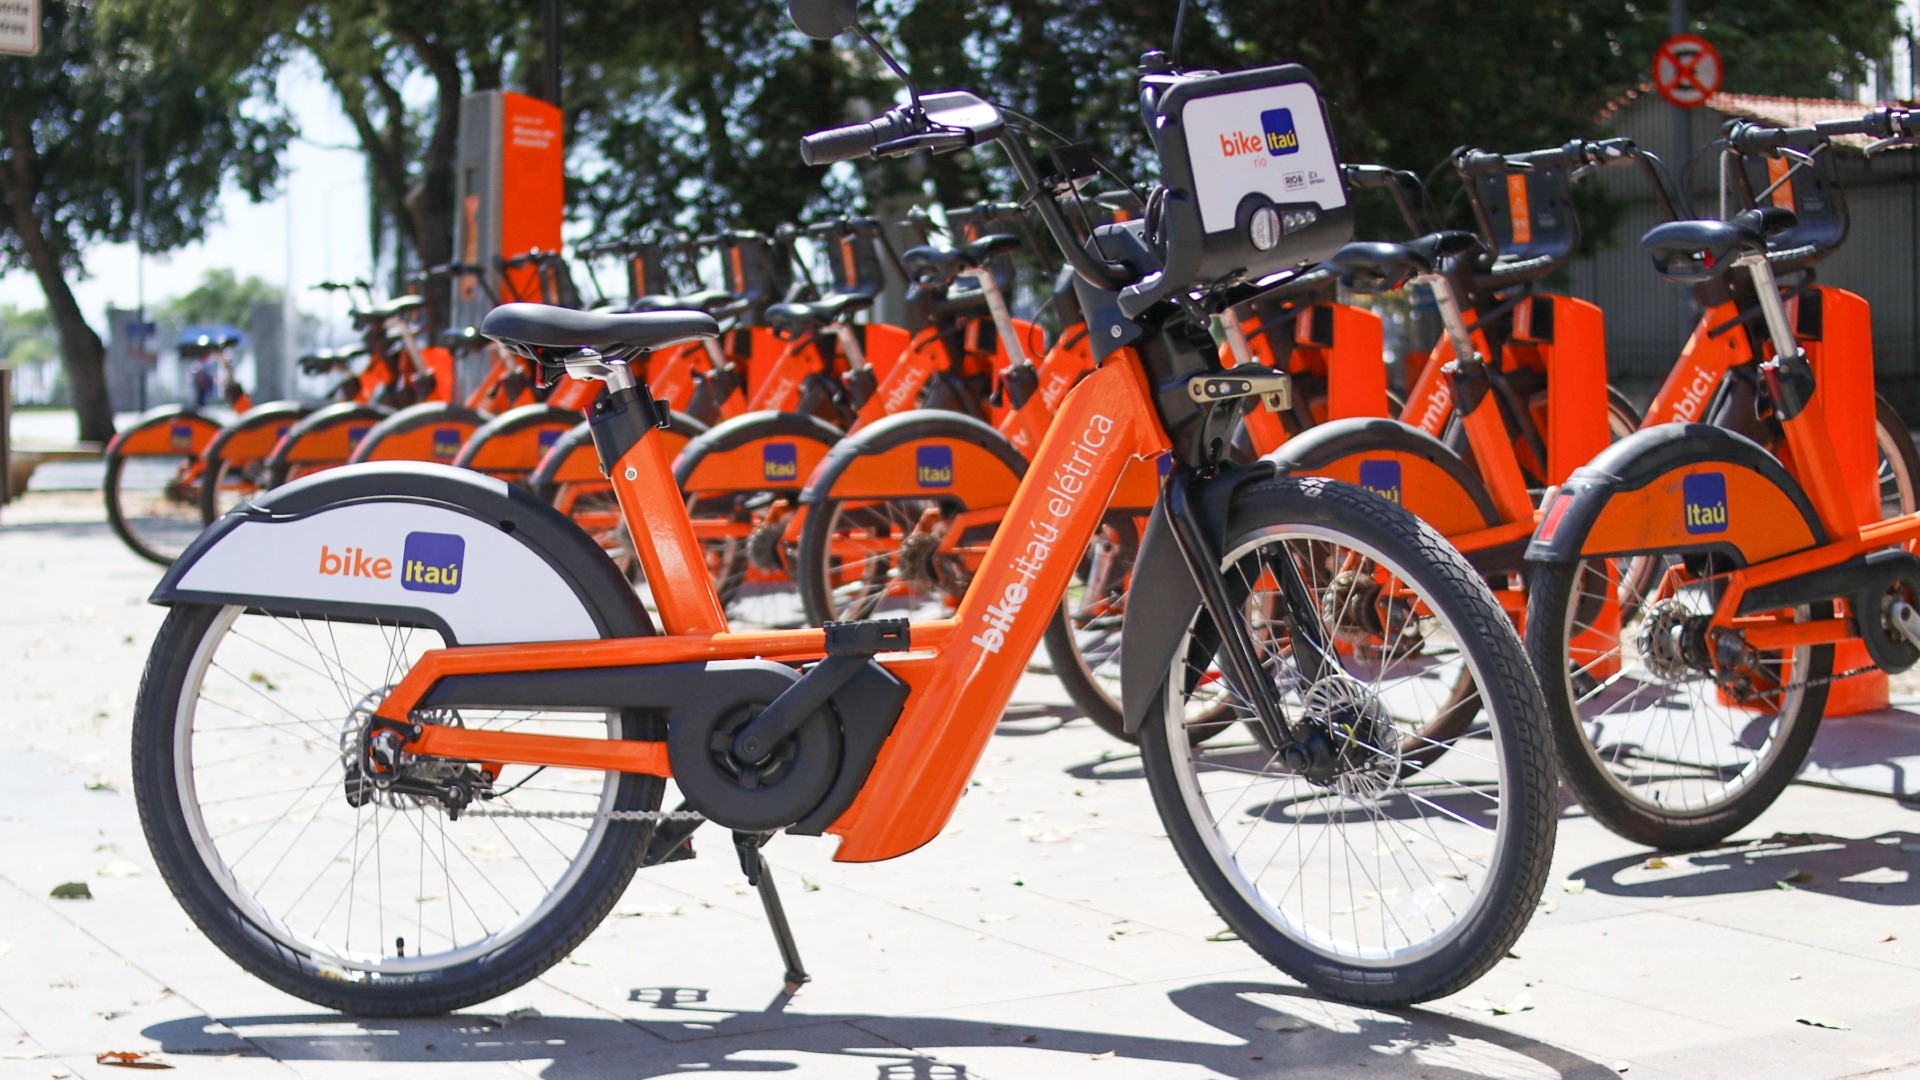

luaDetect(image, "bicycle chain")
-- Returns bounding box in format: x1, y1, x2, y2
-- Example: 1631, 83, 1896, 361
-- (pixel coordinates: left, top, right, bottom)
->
461, 807, 708, 823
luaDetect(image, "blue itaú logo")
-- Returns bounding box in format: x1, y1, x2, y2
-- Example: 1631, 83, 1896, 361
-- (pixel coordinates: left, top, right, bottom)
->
1358, 459, 1402, 503
762, 442, 799, 481
1261, 107, 1301, 156
916, 445, 953, 488
401, 531, 465, 593
1683, 472, 1728, 534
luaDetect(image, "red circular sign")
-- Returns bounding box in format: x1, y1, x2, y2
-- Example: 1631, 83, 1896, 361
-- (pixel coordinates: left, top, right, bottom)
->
1654, 34, 1722, 109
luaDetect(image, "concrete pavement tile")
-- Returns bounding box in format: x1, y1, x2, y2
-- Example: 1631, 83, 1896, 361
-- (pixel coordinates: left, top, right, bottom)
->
1492, 907, 1920, 1067
537, 870, 1126, 1043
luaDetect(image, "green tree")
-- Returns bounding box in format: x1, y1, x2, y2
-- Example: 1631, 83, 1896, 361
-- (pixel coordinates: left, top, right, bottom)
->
158, 267, 282, 328
0, 0, 290, 442
0, 303, 58, 368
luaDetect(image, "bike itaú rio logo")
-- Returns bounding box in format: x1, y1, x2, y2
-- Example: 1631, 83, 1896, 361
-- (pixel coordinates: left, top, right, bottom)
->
316, 531, 466, 593
916, 445, 953, 488
432, 427, 463, 459
1358, 460, 1403, 503
1683, 472, 1729, 534
762, 442, 800, 482
1219, 107, 1302, 159
169, 424, 196, 451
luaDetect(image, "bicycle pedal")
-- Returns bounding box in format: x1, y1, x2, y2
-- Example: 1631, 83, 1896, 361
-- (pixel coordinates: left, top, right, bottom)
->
822, 618, 911, 656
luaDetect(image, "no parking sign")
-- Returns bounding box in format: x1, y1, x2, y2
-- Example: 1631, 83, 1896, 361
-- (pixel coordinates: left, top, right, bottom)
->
1654, 34, 1722, 109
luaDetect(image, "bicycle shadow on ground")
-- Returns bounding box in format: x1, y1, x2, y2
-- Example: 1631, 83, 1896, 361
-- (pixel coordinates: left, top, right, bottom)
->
1568, 828, 1920, 906
1796, 707, 1920, 806
140, 980, 1614, 1079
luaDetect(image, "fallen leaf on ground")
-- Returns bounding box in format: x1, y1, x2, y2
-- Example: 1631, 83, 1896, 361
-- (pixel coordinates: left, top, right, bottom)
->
801, 877, 820, 893
1562, 879, 1587, 895
1796, 1015, 1851, 1030
1090, 1050, 1116, 1059
978, 913, 1013, 924
98, 860, 142, 879
1882, 933, 1898, 942
95, 1051, 172, 1069
49, 882, 92, 900
1537, 899, 1559, 914
1460, 992, 1533, 1016
1642, 857, 1668, 870
615, 904, 682, 918
84, 778, 117, 793
1612, 1061, 1631, 1073
1205, 928, 1240, 942
1255, 1015, 1311, 1032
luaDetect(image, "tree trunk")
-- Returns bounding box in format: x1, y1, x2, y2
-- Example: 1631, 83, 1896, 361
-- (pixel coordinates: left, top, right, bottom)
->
0, 129, 113, 443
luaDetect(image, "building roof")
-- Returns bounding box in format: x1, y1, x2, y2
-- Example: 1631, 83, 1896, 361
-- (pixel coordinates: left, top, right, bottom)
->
1597, 83, 1912, 150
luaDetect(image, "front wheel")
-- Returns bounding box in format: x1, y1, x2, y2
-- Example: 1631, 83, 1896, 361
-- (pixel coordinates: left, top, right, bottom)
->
1138, 476, 1554, 1006
104, 452, 207, 566
132, 603, 663, 1015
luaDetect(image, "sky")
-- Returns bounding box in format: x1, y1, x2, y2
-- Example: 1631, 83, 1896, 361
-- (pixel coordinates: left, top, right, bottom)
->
0, 57, 376, 329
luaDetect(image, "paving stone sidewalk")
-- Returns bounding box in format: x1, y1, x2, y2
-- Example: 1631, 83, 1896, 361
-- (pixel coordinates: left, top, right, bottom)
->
3, 488, 1919, 1080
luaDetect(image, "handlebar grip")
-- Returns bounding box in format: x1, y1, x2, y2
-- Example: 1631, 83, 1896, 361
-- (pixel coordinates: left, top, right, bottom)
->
1456, 150, 1510, 177
1728, 121, 1788, 154
800, 112, 909, 166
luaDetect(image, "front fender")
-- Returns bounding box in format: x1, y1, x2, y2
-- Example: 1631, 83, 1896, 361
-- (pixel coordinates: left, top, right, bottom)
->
153, 461, 652, 643
1118, 461, 1275, 734
346, 402, 488, 464
1529, 422, 1826, 566
452, 403, 580, 472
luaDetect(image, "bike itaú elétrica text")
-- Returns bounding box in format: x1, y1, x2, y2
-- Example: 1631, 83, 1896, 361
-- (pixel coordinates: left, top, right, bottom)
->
130, 0, 1554, 1015
1524, 105, 1920, 851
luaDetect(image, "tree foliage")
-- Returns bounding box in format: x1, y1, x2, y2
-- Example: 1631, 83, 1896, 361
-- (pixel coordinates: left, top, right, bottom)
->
0, 0, 290, 439
159, 268, 282, 328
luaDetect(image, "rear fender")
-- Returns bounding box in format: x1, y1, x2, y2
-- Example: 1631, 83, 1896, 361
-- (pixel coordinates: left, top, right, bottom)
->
452, 404, 580, 472
529, 413, 708, 497
1265, 417, 1503, 540
1529, 423, 1826, 566
106, 406, 221, 457
674, 410, 842, 493
200, 401, 310, 464
1118, 462, 1273, 734
799, 410, 1024, 506
267, 402, 394, 468
346, 402, 488, 465
153, 461, 651, 643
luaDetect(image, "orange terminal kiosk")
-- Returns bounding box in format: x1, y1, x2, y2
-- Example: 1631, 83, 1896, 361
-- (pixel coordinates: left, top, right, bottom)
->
451, 90, 566, 333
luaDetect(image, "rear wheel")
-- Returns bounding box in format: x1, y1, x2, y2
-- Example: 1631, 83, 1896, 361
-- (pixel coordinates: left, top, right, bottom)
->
132, 603, 663, 1016
1139, 477, 1554, 1006
1527, 552, 1830, 850
796, 494, 994, 624
105, 452, 206, 566
1874, 394, 1919, 519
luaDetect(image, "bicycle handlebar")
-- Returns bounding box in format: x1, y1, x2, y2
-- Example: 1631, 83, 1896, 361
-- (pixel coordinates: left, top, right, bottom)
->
1457, 137, 1684, 220
1725, 106, 1915, 154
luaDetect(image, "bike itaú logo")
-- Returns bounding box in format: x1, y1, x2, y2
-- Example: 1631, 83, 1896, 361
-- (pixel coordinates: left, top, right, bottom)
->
916, 445, 953, 488
1683, 472, 1729, 534
431, 427, 463, 459
316, 531, 466, 593
400, 531, 466, 593
762, 442, 800, 482
1218, 107, 1302, 159
1358, 460, 1403, 503
169, 424, 195, 451
972, 413, 1117, 654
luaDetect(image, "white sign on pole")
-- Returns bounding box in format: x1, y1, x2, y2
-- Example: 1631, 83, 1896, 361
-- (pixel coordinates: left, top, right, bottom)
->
0, 0, 41, 57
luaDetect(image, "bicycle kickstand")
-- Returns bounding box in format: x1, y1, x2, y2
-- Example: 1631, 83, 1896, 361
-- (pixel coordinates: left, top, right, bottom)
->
733, 830, 811, 994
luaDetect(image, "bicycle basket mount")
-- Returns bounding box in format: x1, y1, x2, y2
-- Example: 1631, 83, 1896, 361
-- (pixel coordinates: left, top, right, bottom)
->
1127, 64, 1353, 313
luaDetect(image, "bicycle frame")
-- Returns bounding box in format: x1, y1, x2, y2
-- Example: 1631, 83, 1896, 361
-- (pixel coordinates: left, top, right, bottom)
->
367, 350, 1170, 862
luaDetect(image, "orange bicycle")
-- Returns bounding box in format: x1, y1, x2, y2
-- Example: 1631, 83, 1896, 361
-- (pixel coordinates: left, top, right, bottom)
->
1524, 106, 1920, 849
132, 1, 1553, 1014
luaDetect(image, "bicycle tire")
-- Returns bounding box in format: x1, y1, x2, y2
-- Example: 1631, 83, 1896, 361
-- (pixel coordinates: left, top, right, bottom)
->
1138, 476, 1554, 1005
1875, 393, 1919, 519
104, 452, 204, 567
